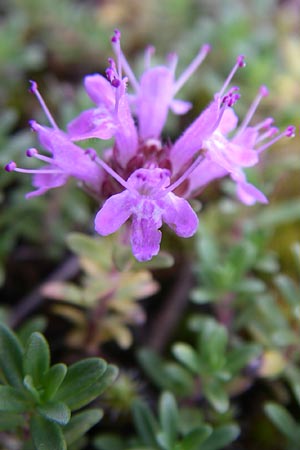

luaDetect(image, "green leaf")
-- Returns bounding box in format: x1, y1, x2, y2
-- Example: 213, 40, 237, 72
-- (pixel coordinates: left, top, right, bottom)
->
0, 323, 23, 387
23, 374, 41, 402
93, 433, 124, 450
265, 403, 300, 442
43, 363, 67, 400
38, 401, 71, 425
226, 344, 261, 374
172, 343, 200, 374
64, 408, 103, 445
17, 316, 47, 346
0, 411, 24, 431
159, 392, 178, 449
30, 414, 66, 450
275, 275, 298, 307
163, 363, 194, 396
67, 233, 112, 270
190, 288, 216, 304
204, 381, 229, 414
255, 199, 300, 228
179, 426, 212, 450
132, 399, 159, 448
0, 385, 28, 413
23, 332, 50, 385
199, 424, 239, 450
138, 349, 192, 396
54, 359, 117, 410
199, 320, 227, 371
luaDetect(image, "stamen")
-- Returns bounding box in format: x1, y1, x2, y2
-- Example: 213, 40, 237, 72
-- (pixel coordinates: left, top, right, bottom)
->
111, 29, 122, 78
85, 149, 135, 193
5, 160, 63, 175
212, 88, 240, 131
221, 86, 240, 107
235, 85, 269, 138
257, 125, 295, 153
26, 147, 55, 165
165, 153, 205, 194
173, 43, 211, 95
166, 52, 178, 75
105, 58, 121, 88
254, 117, 274, 131
256, 127, 279, 144
218, 55, 245, 98
144, 45, 155, 70
29, 81, 59, 130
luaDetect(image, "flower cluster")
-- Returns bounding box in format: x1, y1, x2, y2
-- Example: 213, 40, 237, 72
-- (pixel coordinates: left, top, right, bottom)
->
5, 30, 295, 261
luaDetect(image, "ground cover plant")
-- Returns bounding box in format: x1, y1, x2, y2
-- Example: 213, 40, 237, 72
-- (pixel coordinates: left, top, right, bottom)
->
1, 1, 300, 448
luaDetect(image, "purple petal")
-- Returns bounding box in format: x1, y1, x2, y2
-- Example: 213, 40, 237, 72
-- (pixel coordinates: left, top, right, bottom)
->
114, 93, 139, 167
233, 127, 259, 147
27, 170, 68, 198
227, 143, 259, 167
95, 190, 133, 235
130, 200, 162, 261
186, 159, 227, 195
67, 108, 116, 141
170, 99, 192, 115
127, 168, 171, 194
160, 192, 198, 237
218, 108, 238, 135
236, 180, 268, 205
137, 66, 174, 140
84, 74, 115, 108
170, 100, 219, 175
35, 126, 104, 187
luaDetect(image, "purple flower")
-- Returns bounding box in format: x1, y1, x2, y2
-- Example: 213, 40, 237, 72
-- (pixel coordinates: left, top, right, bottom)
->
67, 68, 139, 169
170, 59, 295, 205
126, 43, 211, 141
5, 81, 104, 198
68, 30, 210, 163
6, 31, 296, 261
94, 167, 198, 261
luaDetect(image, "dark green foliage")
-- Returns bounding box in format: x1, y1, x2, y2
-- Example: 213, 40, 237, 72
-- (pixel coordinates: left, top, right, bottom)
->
0, 323, 117, 449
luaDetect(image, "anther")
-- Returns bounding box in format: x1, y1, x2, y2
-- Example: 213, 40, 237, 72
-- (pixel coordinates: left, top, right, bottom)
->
29, 120, 38, 131
259, 85, 269, 97
111, 29, 121, 43
5, 161, 17, 172
237, 55, 246, 67
29, 80, 38, 94
84, 148, 97, 161
286, 125, 296, 137
26, 148, 38, 157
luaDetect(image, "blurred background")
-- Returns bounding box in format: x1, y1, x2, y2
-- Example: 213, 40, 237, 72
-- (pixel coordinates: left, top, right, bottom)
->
0, 0, 299, 281
0, 1, 299, 448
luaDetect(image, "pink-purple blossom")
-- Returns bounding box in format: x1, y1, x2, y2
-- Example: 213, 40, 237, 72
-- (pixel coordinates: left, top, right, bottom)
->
5, 30, 295, 261
95, 168, 198, 261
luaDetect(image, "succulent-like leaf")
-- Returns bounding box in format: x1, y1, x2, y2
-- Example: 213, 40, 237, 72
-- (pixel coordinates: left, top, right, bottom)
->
54, 360, 117, 410
0, 323, 24, 387
0, 385, 28, 413
37, 401, 71, 425
159, 392, 179, 449
30, 414, 67, 450
23, 332, 50, 385
199, 424, 239, 450
64, 408, 103, 445
132, 399, 159, 448
43, 363, 67, 400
